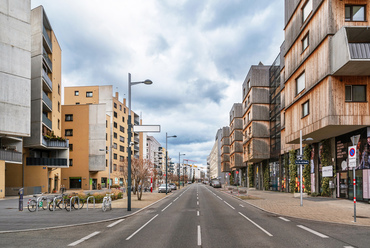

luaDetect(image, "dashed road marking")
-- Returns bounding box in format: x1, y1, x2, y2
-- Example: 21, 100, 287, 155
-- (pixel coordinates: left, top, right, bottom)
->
68, 231, 100, 246
197, 225, 201, 246
126, 214, 158, 240
107, 219, 125, 227
278, 217, 290, 222
161, 202, 173, 212
197, 211, 199, 216
239, 204, 244, 208
239, 212, 273, 237
297, 225, 329, 238
224, 201, 235, 210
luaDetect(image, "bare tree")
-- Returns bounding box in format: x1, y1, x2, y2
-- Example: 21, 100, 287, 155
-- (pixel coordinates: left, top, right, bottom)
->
122, 157, 151, 200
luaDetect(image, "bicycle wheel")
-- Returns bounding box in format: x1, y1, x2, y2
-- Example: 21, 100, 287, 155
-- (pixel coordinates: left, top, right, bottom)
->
42, 199, 49, 210
48, 201, 55, 211
102, 199, 107, 212
73, 200, 84, 210
58, 198, 65, 210
65, 200, 72, 211
28, 200, 37, 212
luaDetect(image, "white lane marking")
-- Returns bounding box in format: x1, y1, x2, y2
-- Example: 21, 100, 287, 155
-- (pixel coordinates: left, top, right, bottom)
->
162, 202, 173, 212
297, 225, 329, 238
224, 201, 235, 210
197, 201, 199, 205
197, 196, 199, 200
68, 231, 100, 246
197, 225, 201, 246
344, 246, 355, 248
107, 219, 125, 227
239, 204, 244, 208
173, 197, 179, 202
217, 196, 222, 200
197, 211, 199, 216
278, 217, 290, 222
239, 212, 273, 237
126, 214, 159, 240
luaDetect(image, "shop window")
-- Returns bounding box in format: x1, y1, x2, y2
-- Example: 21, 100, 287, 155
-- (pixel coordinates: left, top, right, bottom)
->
302, 0, 312, 23
302, 100, 309, 117
345, 85, 366, 102
86, 91, 93, 97
296, 72, 305, 95
65, 114, 73, 121
345, 5, 366, 21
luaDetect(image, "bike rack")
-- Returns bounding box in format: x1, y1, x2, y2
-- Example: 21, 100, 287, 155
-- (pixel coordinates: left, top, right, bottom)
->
86, 196, 95, 211
68, 196, 80, 211
51, 196, 63, 212
36, 196, 47, 212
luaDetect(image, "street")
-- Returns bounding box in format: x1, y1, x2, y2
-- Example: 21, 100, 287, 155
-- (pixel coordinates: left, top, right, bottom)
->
0, 184, 369, 248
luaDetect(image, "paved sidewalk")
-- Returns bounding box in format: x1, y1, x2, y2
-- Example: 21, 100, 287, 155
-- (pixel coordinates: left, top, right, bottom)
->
220, 186, 370, 226
0, 190, 171, 233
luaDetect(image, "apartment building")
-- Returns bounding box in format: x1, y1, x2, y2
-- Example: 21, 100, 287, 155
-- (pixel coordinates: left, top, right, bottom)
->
63, 86, 141, 189
282, 0, 370, 199
220, 126, 231, 175
0, 0, 31, 198
242, 63, 271, 190
208, 128, 226, 183
229, 103, 243, 185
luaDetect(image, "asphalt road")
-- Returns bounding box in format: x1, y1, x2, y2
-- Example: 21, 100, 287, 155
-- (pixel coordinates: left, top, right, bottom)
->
1, 184, 370, 248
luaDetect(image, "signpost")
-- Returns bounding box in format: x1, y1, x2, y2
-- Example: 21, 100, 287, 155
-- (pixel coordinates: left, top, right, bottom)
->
349, 134, 360, 223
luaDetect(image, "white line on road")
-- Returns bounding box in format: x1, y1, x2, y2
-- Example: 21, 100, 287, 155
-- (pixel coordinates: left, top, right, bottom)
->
197, 201, 199, 205
239, 204, 244, 208
197, 225, 201, 246
197, 211, 199, 216
297, 225, 329, 238
224, 201, 235, 210
162, 202, 173, 212
107, 219, 125, 227
239, 212, 273, 237
343, 246, 355, 248
217, 196, 222, 200
173, 197, 179, 202
278, 217, 290, 222
68, 231, 100, 246
126, 214, 159, 240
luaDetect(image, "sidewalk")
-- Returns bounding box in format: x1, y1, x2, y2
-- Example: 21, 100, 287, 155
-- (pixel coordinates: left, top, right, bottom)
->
0, 190, 170, 233
220, 186, 370, 226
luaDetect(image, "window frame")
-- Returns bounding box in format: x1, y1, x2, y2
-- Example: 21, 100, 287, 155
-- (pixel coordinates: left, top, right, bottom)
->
302, 0, 313, 23
345, 85, 367, 102
86, 91, 93, 97
296, 72, 306, 96
65, 114, 73, 121
345, 5, 366, 22
65, 129, 73, 136
302, 100, 310, 118
302, 32, 309, 52
74, 91, 79, 96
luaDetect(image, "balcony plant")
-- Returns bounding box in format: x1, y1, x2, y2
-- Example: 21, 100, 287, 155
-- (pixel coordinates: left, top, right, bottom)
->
43, 130, 66, 142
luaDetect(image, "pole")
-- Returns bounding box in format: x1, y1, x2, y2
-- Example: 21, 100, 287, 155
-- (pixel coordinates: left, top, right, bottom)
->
178, 153, 181, 189
166, 132, 168, 195
127, 73, 132, 211
354, 167, 356, 222
300, 130, 303, 207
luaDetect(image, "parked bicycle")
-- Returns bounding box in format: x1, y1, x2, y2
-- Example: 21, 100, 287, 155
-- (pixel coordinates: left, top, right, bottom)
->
27, 193, 48, 212
65, 195, 84, 211
102, 194, 112, 212
48, 194, 66, 211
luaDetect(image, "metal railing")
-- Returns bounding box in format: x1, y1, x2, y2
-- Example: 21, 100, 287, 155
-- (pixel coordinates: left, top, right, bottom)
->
42, 91, 52, 111
42, 47, 52, 71
0, 149, 22, 163
42, 136, 69, 148
86, 196, 95, 211
42, 27, 53, 52
42, 69, 53, 91
42, 114, 52, 130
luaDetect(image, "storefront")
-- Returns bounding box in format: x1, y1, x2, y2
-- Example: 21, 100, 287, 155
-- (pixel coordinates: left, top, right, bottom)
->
269, 161, 280, 191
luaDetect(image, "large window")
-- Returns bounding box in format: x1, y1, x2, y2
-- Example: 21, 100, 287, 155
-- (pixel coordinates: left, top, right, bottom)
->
65, 129, 73, 136
345, 5, 366, 21
345, 85, 366, 102
302, 0, 312, 23
296, 72, 305, 95
65, 114, 73, 121
302, 101, 309, 117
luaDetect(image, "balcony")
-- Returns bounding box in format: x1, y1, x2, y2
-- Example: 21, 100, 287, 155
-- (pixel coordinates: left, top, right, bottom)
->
42, 47, 52, 72
42, 136, 69, 148
26, 157, 67, 167
134, 145, 139, 151
0, 149, 22, 163
42, 27, 52, 53
42, 91, 52, 112
134, 120, 139, 125
331, 26, 370, 76
134, 137, 140, 143
42, 69, 52, 92
42, 114, 52, 130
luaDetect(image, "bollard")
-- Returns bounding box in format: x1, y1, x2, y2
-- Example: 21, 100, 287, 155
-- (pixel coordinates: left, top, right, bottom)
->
19, 188, 24, 211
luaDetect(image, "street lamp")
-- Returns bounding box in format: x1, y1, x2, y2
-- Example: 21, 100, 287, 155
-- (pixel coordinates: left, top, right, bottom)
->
127, 73, 152, 211
178, 153, 185, 189
166, 132, 177, 194
299, 130, 313, 206
99, 147, 111, 191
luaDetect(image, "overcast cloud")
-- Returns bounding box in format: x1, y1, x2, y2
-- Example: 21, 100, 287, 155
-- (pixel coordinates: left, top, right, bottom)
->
31, 0, 284, 168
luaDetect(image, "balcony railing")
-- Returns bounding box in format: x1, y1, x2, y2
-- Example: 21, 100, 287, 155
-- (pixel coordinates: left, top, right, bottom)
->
42, 47, 52, 72
42, 91, 52, 111
42, 136, 69, 148
134, 145, 139, 151
134, 137, 140, 143
42, 69, 53, 91
42, 114, 52, 130
26, 157, 67, 166
0, 149, 22, 163
42, 27, 52, 53
134, 120, 139, 125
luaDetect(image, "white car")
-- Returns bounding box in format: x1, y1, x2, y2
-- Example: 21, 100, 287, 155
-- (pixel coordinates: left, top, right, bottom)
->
158, 184, 171, 193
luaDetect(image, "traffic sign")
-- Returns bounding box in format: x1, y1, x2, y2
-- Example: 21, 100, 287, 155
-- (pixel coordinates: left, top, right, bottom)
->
348, 145, 356, 168
295, 160, 309, 165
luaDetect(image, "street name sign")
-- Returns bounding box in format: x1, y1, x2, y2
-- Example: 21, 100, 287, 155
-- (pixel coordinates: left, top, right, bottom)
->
295, 160, 309, 165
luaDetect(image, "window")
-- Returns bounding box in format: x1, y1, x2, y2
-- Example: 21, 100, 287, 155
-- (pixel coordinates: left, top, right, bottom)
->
302, 101, 309, 117
120, 156, 124, 162
120, 146, 124, 152
120, 126, 124, 133
247, 112, 251, 122
345, 85, 366, 102
69, 159, 73, 167
120, 166, 123, 172
58, 119, 60, 129
69, 144, 73, 151
302, 33, 309, 51
345, 5, 366, 21
113, 153, 117, 159
248, 80, 251, 89
249, 126, 252, 135
302, 0, 312, 23
76, 102, 80, 105
296, 72, 305, 95
106, 160, 108, 167
114, 111, 117, 118
122, 117, 125, 122
248, 95, 250, 105
120, 136, 124, 142
106, 146, 108, 153
114, 143, 117, 149
74, 91, 79, 96
58, 102, 60, 112
65, 129, 73, 136
65, 114, 73, 121
120, 105, 122, 111
124, 108, 126, 114
114, 122, 117, 128
114, 132, 117, 139
114, 102, 117, 109
106, 120, 107, 128
106, 133, 107, 141
86, 91, 93, 97
113, 164, 117, 171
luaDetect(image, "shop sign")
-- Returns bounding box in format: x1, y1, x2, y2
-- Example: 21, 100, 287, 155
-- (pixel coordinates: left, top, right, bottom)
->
322, 166, 333, 177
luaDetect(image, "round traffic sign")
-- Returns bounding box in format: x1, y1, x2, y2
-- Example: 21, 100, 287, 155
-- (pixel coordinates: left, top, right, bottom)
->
349, 148, 356, 157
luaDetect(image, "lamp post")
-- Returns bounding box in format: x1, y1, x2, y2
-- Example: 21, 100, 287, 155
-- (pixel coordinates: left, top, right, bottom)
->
127, 73, 152, 211
179, 153, 185, 189
299, 130, 313, 206
166, 132, 177, 194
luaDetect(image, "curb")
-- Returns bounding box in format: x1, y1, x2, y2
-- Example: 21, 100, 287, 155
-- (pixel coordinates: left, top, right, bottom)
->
0, 193, 173, 234
219, 189, 370, 227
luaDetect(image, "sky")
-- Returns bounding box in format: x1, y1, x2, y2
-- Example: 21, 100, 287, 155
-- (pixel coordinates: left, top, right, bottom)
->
31, 0, 284, 169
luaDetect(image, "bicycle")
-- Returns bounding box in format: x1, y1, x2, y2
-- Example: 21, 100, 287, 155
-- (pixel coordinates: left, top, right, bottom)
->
48, 194, 67, 211
65, 195, 84, 211
27, 194, 48, 212
102, 194, 112, 212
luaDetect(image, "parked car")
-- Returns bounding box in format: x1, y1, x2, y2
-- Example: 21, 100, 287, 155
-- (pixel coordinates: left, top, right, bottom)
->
169, 183, 177, 190
158, 184, 172, 193
212, 180, 222, 188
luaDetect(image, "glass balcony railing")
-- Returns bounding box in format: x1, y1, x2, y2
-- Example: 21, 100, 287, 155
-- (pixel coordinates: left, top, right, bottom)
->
43, 47, 52, 71
42, 69, 53, 91
42, 114, 52, 130
43, 27, 52, 52
42, 91, 52, 111
26, 157, 67, 166
42, 136, 69, 148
